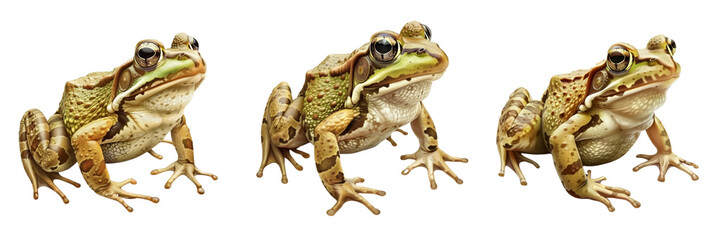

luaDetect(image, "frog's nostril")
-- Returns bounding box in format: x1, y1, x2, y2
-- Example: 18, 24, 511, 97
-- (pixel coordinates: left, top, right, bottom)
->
418, 48, 426, 53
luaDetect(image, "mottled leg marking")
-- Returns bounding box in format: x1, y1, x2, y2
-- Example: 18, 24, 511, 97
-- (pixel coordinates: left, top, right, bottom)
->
315, 109, 385, 216
496, 88, 547, 185
385, 129, 408, 146
72, 115, 158, 212
258, 82, 309, 183
401, 103, 467, 189
151, 116, 218, 194
550, 113, 640, 212
19, 109, 79, 203
633, 115, 699, 182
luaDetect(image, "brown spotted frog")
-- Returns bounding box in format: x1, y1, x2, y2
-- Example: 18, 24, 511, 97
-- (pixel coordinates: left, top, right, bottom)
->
258, 21, 467, 215
496, 35, 698, 211
18, 33, 217, 212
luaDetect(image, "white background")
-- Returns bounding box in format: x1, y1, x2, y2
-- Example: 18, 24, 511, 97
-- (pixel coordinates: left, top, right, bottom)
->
1, 0, 718, 239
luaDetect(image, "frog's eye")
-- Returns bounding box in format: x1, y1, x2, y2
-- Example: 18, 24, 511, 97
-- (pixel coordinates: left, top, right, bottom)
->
135, 41, 164, 70
606, 46, 633, 73
370, 33, 400, 63
665, 37, 676, 56
422, 24, 432, 40
189, 36, 199, 50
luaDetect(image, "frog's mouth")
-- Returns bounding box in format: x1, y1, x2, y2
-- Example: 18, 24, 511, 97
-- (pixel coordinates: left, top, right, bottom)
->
364, 72, 444, 96
108, 57, 206, 112
581, 63, 679, 111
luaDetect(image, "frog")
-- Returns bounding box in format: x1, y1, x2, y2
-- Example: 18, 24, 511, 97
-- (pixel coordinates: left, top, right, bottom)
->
495, 35, 698, 211
257, 21, 467, 215
18, 33, 217, 212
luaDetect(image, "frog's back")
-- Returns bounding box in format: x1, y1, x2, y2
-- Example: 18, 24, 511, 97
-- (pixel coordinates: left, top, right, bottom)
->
300, 45, 369, 141
541, 69, 590, 136
60, 71, 114, 135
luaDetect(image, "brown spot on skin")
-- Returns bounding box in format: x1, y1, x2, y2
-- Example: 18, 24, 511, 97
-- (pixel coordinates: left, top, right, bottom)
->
566, 189, 581, 198
316, 151, 339, 173
182, 139, 194, 150
333, 84, 339, 89
80, 160, 94, 172
19, 132, 27, 141
561, 161, 583, 175
660, 130, 668, 137
279, 127, 297, 144
561, 143, 567, 148
49, 145, 69, 165
335, 172, 345, 183
21, 150, 31, 159
278, 97, 291, 105
312, 113, 318, 120
665, 139, 671, 148
330, 101, 337, 107
51, 126, 66, 138
424, 127, 438, 140
94, 162, 106, 176
317, 93, 324, 98
284, 107, 301, 121
306, 96, 314, 102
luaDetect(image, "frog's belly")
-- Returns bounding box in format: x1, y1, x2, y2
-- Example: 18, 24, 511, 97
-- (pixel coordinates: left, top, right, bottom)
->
336, 81, 431, 153
100, 85, 194, 163
101, 125, 175, 163
577, 132, 640, 166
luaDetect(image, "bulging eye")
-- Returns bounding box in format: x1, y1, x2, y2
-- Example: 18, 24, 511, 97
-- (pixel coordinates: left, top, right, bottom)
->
606, 45, 633, 73
370, 33, 400, 63
189, 36, 199, 50
665, 37, 676, 56
422, 24, 432, 40
135, 41, 164, 70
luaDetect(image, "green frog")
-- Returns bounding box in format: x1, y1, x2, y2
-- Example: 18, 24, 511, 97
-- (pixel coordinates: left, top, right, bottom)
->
18, 33, 217, 212
258, 21, 467, 215
495, 35, 698, 211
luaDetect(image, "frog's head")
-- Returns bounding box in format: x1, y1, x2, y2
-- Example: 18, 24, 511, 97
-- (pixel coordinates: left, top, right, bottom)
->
345, 21, 448, 107
107, 33, 206, 112
581, 35, 679, 111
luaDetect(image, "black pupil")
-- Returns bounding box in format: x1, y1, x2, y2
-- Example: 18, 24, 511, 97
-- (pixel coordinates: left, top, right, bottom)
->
609, 52, 625, 63
375, 40, 392, 54
670, 40, 676, 49
423, 25, 432, 39
138, 47, 155, 59
191, 38, 199, 49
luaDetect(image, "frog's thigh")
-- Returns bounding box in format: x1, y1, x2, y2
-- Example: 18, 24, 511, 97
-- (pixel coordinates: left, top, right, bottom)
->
70, 116, 118, 190
20, 109, 76, 172
314, 109, 357, 193
549, 113, 592, 192
265, 82, 305, 147
498, 100, 545, 152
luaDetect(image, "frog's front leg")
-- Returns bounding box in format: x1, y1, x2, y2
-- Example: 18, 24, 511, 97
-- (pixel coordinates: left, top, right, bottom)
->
150, 116, 218, 194
258, 82, 310, 183
550, 113, 640, 212
315, 109, 385, 216
633, 115, 699, 181
401, 103, 468, 189
71, 115, 159, 212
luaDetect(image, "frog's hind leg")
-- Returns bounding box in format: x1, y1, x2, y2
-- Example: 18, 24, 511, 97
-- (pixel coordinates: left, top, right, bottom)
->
496, 88, 547, 185
19, 109, 80, 203
259, 82, 310, 183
